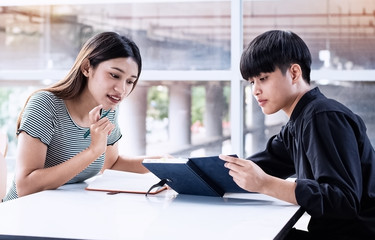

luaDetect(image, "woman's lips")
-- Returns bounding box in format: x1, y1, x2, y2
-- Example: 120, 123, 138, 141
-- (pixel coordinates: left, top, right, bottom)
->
108, 95, 121, 104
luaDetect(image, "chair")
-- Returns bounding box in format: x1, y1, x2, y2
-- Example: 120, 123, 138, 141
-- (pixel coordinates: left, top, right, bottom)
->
0, 132, 8, 200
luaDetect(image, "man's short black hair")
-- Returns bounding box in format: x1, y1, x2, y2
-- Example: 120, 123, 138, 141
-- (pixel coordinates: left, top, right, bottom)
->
240, 30, 312, 84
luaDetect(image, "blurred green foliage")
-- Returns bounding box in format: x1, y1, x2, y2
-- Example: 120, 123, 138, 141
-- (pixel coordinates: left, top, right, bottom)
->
191, 86, 205, 124
223, 85, 230, 121
0, 89, 11, 127
147, 84, 229, 125
147, 86, 169, 120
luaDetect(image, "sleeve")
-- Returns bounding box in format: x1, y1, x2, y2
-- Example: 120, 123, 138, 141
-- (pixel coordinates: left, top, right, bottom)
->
248, 126, 295, 179
17, 91, 56, 146
107, 109, 122, 146
296, 111, 362, 218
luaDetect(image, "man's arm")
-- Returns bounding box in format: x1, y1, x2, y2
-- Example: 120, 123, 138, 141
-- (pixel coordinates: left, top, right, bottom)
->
219, 154, 297, 205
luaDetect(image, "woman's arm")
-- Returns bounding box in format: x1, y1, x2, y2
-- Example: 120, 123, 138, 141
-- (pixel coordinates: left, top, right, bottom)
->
16, 106, 114, 197
102, 142, 170, 174
15, 132, 101, 197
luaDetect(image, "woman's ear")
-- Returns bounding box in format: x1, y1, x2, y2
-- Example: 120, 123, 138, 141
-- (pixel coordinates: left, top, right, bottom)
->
81, 58, 91, 77
289, 64, 302, 84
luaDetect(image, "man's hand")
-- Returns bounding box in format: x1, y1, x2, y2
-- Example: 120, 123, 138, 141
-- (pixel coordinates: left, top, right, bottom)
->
219, 154, 269, 193
219, 154, 297, 205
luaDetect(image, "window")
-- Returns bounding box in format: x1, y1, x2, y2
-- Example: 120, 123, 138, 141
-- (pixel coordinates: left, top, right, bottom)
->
0, 0, 374, 183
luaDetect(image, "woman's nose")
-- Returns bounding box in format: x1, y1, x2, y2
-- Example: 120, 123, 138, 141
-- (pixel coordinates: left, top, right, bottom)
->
114, 80, 126, 94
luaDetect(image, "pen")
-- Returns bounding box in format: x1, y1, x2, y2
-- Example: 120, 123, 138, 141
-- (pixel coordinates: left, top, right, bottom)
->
83, 109, 111, 139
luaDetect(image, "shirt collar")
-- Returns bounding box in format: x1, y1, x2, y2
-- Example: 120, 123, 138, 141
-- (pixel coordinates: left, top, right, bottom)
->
290, 87, 321, 121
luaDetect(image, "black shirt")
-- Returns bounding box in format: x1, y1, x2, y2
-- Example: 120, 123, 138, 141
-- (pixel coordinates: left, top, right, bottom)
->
249, 87, 375, 238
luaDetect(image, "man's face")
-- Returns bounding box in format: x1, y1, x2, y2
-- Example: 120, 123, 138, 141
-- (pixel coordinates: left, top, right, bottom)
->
248, 66, 296, 115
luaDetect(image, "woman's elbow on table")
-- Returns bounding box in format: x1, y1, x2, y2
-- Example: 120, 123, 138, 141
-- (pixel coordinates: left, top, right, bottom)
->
15, 174, 54, 198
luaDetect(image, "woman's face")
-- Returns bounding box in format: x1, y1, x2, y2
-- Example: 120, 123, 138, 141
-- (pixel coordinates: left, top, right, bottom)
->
86, 57, 138, 110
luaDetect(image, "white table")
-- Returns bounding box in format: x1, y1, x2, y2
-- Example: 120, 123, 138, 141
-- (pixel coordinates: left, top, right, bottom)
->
0, 180, 302, 240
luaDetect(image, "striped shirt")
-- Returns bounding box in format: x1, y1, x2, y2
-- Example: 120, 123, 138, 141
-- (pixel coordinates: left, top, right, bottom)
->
3, 91, 122, 201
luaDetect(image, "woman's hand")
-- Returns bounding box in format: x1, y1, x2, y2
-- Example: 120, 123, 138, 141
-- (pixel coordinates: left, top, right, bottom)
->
88, 105, 115, 157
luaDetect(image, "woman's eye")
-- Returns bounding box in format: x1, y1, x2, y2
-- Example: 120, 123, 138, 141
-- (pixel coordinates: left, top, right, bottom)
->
127, 80, 135, 85
110, 73, 119, 79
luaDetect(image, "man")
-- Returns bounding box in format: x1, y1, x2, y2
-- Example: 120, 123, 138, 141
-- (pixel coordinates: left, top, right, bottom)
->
220, 30, 375, 239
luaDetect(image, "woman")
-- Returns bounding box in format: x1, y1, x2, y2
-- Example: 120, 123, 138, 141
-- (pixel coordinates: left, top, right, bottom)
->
3, 32, 158, 201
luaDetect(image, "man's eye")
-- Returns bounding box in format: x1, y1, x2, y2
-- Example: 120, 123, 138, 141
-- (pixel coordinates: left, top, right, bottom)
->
249, 81, 254, 85
259, 76, 267, 81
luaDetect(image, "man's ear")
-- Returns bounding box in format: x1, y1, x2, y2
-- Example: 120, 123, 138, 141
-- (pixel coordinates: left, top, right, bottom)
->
289, 63, 302, 84
81, 58, 91, 77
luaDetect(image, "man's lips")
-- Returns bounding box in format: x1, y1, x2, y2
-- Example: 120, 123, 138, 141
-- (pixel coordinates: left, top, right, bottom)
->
257, 99, 267, 107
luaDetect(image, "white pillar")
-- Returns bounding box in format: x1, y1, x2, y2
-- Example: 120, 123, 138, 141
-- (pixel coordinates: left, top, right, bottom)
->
118, 85, 148, 155
204, 82, 223, 138
230, 0, 244, 157
168, 83, 191, 148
